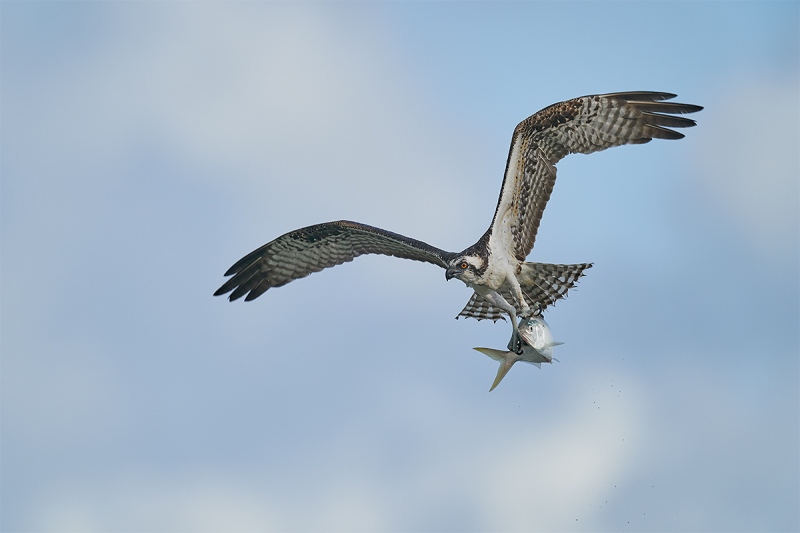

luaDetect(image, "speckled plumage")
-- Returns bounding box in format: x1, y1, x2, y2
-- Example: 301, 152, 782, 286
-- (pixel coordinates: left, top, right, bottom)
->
214, 221, 456, 302
214, 91, 701, 324
489, 92, 702, 266
456, 262, 593, 321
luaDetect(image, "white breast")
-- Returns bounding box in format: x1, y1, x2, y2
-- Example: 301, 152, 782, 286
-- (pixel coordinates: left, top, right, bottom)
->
483, 230, 519, 291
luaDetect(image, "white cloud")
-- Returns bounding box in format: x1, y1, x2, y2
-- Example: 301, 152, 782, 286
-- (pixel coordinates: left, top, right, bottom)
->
33, 371, 647, 532
470, 374, 646, 530
693, 72, 800, 260
6, 3, 476, 252
40, 474, 280, 532
81, 4, 475, 237
5, 4, 798, 533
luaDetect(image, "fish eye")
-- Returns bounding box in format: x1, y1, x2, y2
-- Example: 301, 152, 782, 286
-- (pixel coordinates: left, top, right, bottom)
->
460, 262, 468, 269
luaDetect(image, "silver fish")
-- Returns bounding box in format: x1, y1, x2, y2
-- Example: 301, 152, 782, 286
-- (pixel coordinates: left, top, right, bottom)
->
473, 315, 563, 391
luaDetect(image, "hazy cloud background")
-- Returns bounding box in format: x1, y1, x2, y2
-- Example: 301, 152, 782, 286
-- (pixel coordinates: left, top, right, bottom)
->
2, 2, 798, 531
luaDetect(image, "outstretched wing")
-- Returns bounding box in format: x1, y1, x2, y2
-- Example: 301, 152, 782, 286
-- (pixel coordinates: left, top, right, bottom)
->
490, 92, 703, 261
214, 220, 455, 301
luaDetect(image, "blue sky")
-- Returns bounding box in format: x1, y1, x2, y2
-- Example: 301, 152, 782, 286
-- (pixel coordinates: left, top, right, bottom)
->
2, 2, 798, 531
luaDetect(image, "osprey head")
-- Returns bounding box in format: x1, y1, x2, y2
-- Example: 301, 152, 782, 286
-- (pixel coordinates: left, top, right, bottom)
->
445, 255, 485, 283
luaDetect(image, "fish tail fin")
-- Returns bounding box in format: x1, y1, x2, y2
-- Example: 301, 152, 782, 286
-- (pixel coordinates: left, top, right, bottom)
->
473, 348, 517, 392
473, 347, 508, 362
489, 359, 515, 391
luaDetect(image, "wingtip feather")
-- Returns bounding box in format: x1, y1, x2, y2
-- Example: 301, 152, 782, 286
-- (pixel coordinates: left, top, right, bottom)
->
644, 125, 686, 140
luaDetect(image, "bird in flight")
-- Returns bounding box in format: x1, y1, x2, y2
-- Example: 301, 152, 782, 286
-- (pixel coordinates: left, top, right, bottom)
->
215, 91, 701, 345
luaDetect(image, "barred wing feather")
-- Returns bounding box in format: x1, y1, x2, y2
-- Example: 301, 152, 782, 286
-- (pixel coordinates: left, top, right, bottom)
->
492, 92, 702, 262
214, 220, 455, 302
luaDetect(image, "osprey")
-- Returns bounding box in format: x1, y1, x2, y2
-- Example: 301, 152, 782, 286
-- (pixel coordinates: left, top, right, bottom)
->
215, 91, 701, 344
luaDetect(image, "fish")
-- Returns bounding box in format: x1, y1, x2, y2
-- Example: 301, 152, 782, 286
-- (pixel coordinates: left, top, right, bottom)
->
473, 315, 563, 391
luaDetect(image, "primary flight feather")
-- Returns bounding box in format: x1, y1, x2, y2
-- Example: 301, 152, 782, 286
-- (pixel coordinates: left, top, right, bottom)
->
215, 91, 702, 342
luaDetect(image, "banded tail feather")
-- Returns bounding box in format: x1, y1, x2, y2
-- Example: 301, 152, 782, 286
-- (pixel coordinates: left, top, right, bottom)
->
456, 262, 592, 321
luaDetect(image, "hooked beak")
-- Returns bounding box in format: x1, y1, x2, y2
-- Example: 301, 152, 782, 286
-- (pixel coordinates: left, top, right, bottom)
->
445, 267, 457, 281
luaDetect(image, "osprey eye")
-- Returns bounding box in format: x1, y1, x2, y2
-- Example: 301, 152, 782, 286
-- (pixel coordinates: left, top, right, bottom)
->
460, 262, 468, 269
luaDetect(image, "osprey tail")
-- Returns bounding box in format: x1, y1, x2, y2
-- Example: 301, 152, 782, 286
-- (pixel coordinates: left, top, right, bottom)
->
457, 262, 592, 321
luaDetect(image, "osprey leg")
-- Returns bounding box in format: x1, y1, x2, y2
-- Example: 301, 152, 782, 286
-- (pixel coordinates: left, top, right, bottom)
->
481, 290, 524, 353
